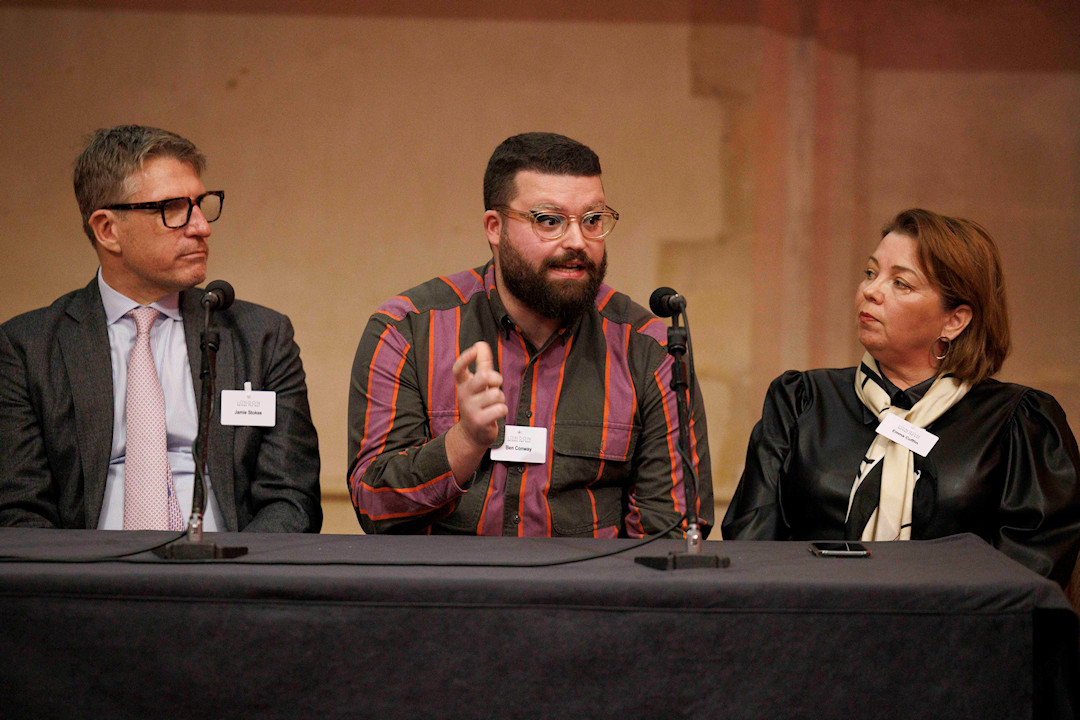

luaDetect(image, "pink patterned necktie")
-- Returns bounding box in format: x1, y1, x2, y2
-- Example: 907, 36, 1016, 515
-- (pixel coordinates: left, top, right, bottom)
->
123, 307, 184, 531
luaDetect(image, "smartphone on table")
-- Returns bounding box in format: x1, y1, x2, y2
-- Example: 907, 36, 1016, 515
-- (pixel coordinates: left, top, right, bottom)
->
808, 541, 871, 558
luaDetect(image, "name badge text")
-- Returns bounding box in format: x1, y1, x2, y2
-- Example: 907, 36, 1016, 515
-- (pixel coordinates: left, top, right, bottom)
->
876, 413, 938, 457
221, 382, 277, 427
490, 425, 548, 464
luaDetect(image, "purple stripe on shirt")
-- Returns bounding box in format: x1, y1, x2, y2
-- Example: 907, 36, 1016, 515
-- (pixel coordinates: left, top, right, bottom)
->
499, 331, 529, 429
355, 470, 460, 520
375, 295, 419, 321
520, 336, 568, 534
351, 325, 413, 512
479, 464, 506, 536
483, 330, 525, 534
355, 325, 411, 469
654, 355, 684, 514
602, 321, 636, 461
594, 283, 615, 311
637, 316, 668, 346
439, 268, 486, 303
428, 307, 461, 437
478, 330, 528, 535
625, 496, 645, 537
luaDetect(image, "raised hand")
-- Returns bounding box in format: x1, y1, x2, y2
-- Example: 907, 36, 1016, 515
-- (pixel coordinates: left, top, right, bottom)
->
446, 341, 507, 481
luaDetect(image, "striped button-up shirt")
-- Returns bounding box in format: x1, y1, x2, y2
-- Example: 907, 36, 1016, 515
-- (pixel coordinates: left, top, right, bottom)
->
347, 261, 712, 537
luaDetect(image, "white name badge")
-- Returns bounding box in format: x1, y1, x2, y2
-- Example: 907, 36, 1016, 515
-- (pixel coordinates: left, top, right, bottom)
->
220, 382, 276, 427
875, 413, 939, 457
490, 425, 548, 464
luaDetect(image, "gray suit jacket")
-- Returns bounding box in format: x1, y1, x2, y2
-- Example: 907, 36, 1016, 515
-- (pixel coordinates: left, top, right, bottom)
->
0, 279, 321, 531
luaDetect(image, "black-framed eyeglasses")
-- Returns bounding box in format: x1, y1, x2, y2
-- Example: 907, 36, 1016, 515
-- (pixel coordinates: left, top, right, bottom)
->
495, 205, 619, 241
103, 190, 224, 229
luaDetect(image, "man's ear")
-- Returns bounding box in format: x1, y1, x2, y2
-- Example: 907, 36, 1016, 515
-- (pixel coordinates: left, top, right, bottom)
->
483, 210, 502, 247
88, 209, 121, 254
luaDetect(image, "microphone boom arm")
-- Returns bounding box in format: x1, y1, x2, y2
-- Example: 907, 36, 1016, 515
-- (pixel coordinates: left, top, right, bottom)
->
154, 282, 246, 560
635, 289, 727, 571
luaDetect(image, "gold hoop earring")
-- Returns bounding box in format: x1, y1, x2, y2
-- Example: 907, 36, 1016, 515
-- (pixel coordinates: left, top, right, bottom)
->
933, 336, 952, 361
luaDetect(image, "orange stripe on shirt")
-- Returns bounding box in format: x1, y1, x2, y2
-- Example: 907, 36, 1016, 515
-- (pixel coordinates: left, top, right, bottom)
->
439, 277, 467, 304
625, 327, 637, 459
639, 317, 667, 345
542, 335, 574, 537
453, 306, 461, 423
477, 332, 506, 535
360, 472, 452, 495
596, 286, 616, 311
686, 385, 703, 521
655, 372, 682, 515
427, 311, 435, 432
518, 355, 538, 538
358, 326, 393, 462
375, 350, 410, 457
355, 471, 456, 520
373, 295, 420, 322
588, 319, 611, 536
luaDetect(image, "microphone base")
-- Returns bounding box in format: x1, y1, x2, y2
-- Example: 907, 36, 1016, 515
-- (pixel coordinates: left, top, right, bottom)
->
153, 539, 248, 560
635, 551, 729, 571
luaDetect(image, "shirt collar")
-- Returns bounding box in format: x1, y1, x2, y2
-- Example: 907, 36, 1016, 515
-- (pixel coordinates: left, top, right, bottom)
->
877, 372, 937, 410
97, 268, 182, 325
482, 261, 514, 331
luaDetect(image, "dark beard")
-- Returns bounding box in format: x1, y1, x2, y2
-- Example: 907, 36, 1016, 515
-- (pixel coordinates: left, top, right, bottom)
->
498, 228, 607, 325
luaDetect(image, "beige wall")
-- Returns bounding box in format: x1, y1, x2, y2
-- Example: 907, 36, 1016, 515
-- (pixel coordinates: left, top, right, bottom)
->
0, 4, 725, 533
2, 1, 1078, 534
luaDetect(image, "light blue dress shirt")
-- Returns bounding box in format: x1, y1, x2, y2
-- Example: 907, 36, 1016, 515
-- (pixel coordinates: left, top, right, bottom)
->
96, 271, 224, 530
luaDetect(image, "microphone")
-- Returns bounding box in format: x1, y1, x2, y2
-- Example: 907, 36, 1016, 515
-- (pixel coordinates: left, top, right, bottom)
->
155, 278, 246, 560
636, 285, 726, 571
201, 280, 235, 311
649, 286, 686, 318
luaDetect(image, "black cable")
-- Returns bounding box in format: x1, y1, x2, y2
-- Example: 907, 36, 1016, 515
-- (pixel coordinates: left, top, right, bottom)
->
681, 306, 695, 415
675, 306, 701, 519
0, 530, 188, 563
0, 516, 687, 568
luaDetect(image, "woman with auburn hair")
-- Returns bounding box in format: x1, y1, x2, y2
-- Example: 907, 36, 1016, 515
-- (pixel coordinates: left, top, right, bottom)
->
722, 208, 1080, 586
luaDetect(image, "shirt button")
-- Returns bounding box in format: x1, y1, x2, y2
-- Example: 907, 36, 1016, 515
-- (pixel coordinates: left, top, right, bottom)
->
513, 513, 521, 524
525, 411, 532, 419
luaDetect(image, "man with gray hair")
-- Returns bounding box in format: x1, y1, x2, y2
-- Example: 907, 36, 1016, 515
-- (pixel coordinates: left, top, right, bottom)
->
0, 125, 321, 532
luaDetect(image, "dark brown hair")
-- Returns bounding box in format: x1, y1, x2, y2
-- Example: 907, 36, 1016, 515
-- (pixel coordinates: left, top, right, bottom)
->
882, 208, 1011, 385
483, 132, 600, 210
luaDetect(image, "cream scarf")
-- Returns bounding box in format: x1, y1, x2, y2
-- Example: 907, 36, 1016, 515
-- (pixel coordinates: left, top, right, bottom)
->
847, 352, 969, 541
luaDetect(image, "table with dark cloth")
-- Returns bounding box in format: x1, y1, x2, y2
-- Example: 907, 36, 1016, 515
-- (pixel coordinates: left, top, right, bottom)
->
0, 529, 1076, 720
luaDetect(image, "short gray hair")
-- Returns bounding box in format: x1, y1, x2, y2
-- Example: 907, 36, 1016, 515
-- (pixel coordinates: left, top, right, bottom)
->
73, 125, 206, 244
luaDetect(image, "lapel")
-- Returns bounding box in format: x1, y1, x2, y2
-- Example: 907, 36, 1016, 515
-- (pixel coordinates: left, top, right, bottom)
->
57, 279, 114, 527
181, 289, 239, 530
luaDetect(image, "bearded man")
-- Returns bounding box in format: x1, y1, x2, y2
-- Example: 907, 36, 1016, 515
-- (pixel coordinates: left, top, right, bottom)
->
347, 132, 711, 537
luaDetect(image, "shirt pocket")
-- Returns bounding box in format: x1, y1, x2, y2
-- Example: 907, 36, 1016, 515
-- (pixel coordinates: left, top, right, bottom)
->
548, 420, 639, 536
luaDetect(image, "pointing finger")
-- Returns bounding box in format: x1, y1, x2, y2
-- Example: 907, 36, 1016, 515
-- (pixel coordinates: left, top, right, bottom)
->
452, 343, 479, 384
473, 341, 494, 374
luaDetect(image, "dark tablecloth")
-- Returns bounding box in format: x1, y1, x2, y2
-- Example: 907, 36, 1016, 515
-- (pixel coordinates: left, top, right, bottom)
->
0, 529, 1075, 719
